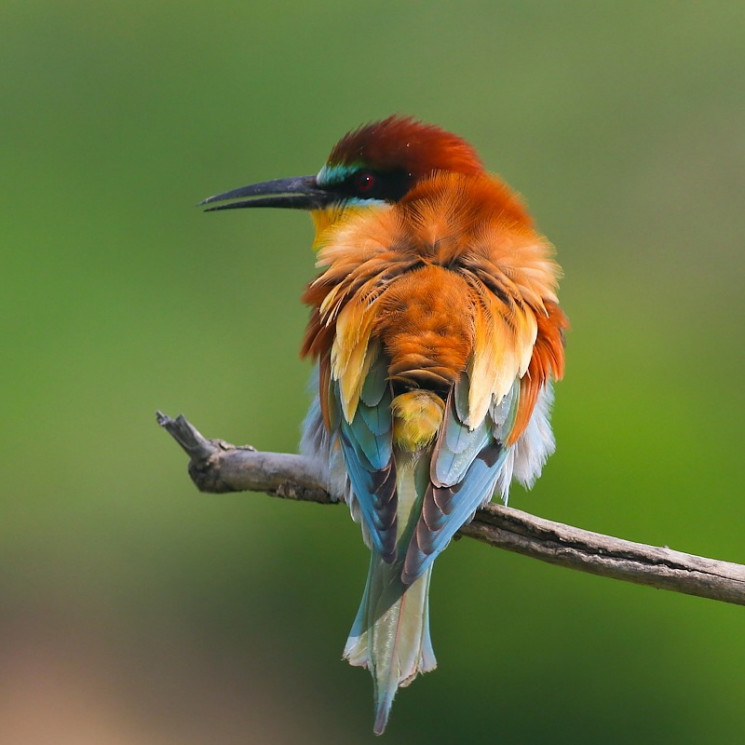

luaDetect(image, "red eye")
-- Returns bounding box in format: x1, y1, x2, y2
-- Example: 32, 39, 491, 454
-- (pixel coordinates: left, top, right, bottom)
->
355, 171, 376, 193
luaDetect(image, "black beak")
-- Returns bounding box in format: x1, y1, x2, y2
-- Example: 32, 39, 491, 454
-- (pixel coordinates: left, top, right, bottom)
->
199, 175, 333, 212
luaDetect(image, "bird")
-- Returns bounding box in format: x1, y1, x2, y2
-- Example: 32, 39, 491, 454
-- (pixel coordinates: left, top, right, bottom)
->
200, 116, 567, 734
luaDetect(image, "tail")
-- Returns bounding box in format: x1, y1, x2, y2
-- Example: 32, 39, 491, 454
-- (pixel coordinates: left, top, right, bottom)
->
343, 551, 436, 734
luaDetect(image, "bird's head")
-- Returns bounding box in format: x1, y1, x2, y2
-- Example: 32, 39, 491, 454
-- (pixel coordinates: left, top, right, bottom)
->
200, 116, 485, 241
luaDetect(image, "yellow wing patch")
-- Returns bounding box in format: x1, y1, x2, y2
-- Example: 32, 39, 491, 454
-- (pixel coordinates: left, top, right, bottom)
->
331, 298, 379, 422
466, 288, 537, 429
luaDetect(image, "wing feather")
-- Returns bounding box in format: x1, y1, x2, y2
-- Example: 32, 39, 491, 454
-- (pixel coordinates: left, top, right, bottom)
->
331, 356, 398, 561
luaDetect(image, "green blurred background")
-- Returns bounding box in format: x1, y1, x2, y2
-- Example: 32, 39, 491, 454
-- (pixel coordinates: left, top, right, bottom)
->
3, 1, 745, 742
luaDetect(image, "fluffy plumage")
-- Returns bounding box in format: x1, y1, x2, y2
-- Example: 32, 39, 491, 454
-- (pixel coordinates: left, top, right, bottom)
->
299, 117, 568, 734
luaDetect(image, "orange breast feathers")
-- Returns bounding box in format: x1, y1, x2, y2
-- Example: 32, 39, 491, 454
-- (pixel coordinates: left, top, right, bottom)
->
301, 171, 567, 438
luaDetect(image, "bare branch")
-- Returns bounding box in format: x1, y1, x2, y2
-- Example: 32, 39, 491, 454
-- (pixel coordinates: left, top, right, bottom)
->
157, 411, 745, 607
155, 411, 333, 503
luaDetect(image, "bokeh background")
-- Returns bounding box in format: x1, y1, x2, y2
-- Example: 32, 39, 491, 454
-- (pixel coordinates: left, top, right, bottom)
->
3, 1, 745, 743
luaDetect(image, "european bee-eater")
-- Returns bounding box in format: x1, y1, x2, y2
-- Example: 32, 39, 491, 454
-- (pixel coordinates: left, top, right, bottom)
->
201, 116, 567, 734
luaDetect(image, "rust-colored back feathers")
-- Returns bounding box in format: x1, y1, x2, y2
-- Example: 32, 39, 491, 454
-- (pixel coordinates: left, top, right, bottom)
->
302, 169, 566, 441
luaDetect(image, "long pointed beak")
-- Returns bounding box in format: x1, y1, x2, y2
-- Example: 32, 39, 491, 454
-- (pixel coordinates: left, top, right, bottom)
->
199, 175, 332, 212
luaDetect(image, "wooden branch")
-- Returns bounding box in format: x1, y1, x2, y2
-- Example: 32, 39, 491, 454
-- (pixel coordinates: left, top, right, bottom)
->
157, 411, 745, 607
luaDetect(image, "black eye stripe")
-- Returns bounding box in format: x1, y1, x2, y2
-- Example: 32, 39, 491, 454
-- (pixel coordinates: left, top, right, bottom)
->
337, 168, 412, 203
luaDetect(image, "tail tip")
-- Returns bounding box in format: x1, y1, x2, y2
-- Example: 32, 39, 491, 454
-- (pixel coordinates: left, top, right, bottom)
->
373, 691, 394, 735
